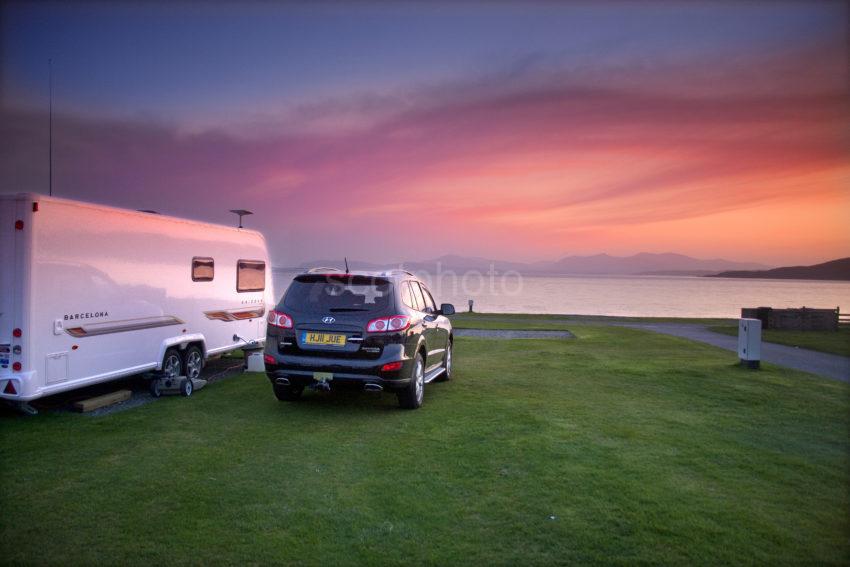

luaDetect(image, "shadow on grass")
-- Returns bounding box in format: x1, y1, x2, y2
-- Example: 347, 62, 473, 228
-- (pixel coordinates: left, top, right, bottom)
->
264, 380, 453, 416
1, 358, 246, 419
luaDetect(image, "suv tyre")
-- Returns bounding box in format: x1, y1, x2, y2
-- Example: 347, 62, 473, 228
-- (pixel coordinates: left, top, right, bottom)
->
397, 353, 425, 410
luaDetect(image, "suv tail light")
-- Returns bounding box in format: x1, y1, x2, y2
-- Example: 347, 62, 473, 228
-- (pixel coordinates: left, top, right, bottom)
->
366, 315, 411, 333
268, 310, 293, 329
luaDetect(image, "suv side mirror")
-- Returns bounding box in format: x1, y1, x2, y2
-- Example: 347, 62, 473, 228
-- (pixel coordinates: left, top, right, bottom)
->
440, 303, 455, 316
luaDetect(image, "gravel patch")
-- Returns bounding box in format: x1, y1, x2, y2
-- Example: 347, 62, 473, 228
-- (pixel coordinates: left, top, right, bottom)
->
455, 329, 575, 340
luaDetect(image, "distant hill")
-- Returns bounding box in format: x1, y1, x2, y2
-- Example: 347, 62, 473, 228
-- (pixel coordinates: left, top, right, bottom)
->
637, 270, 722, 277
287, 253, 769, 276
530, 253, 768, 276
710, 257, 850, 281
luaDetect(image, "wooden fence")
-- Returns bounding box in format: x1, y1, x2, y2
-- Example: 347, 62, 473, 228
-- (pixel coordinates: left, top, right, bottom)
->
742, 307, 840, 331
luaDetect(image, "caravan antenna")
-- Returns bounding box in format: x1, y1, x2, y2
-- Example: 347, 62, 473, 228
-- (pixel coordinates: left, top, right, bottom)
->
229, 209, 253, 228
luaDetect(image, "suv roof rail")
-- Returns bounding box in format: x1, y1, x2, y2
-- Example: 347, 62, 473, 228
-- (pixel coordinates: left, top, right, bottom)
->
305, 266, 344, 273
381, 269, 415, 277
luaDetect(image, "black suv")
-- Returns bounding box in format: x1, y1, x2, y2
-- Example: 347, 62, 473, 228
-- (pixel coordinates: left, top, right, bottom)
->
264, 269, 455, 409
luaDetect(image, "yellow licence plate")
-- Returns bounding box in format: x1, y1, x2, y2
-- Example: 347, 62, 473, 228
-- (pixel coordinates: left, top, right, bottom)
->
302, 332, 346, 346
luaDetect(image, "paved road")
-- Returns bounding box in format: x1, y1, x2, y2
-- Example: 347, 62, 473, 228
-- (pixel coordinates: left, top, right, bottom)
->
620, 323, 850, 383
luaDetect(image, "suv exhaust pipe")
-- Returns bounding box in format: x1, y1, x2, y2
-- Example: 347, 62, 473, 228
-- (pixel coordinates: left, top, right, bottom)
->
275, 377, 291, 386
364, 383, 383, 392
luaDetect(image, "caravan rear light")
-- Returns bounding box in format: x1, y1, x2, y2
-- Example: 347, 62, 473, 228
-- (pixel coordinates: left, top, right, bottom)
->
12, 328, 22, 338
3, 381, 16, 395
268, 310, 293, 329
12, 362, 21, 372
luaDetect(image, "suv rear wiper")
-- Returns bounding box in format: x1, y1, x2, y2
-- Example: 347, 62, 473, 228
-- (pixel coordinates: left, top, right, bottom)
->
329, 307, 368, 312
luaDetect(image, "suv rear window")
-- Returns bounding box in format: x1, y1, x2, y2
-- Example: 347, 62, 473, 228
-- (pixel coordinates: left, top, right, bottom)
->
283, 275, 392, 312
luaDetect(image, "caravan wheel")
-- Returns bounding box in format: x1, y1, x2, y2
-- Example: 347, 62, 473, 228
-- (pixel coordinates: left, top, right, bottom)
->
162, 348, 183, 379
184, 346, 203, 380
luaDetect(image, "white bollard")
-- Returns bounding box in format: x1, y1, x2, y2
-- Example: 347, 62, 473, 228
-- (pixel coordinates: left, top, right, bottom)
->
738, 318, 762, 369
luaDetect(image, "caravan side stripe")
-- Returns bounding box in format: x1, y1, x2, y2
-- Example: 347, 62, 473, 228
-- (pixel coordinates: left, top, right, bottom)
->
204, 307, 266, 322
65, 315, 184, 338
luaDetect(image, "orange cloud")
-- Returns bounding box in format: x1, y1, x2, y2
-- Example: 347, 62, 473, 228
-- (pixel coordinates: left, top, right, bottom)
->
1, 39, 847, 265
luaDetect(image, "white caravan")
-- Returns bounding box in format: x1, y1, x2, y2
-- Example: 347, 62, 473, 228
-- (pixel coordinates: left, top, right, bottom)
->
0, 193, 273, 407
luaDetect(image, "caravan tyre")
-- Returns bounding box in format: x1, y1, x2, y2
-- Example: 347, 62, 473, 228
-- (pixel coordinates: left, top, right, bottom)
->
179, 378, 193, 397
149, 380, 162, 398
184, 346, 203, 380
162, 348, 183, 379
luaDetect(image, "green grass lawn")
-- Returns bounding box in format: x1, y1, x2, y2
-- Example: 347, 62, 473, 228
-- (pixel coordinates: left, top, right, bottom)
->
709, 325, 850, 357
448, 313, 576, 331
1, 326, 848, 565
215, 348, 247, 359
450, 312, 735, 330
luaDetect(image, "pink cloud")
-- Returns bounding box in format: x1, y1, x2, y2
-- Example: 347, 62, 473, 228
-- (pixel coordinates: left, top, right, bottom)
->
1, 40, 847, 265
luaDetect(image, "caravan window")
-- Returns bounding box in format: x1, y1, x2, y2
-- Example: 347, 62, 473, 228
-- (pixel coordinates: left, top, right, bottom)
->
237, 260, 265, 292
192, 257, 215, 282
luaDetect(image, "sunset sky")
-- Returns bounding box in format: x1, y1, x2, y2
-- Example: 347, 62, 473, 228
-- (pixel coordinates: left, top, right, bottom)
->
1, 1, 848, 267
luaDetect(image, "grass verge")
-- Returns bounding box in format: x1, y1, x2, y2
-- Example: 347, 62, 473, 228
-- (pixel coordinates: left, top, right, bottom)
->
708, 326, 850, 357
1, 326, 847, 565
449, 312, 734, 330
